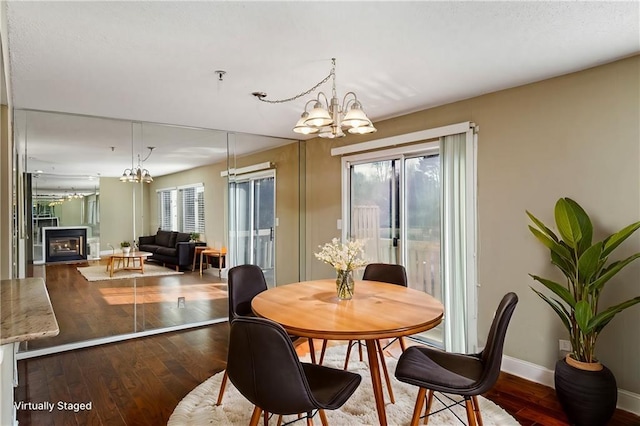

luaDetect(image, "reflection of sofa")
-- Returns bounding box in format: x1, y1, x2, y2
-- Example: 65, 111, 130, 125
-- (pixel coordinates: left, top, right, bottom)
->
138, 230, 202, 271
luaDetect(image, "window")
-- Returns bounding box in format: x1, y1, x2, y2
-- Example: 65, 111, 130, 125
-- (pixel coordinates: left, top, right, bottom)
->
157, 184, 204, 233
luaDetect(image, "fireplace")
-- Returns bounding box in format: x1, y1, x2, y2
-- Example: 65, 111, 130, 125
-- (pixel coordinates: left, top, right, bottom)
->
44, 227, 88, 263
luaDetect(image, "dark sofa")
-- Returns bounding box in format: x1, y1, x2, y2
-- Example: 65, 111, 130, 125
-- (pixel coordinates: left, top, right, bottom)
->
138, 230, 203, 271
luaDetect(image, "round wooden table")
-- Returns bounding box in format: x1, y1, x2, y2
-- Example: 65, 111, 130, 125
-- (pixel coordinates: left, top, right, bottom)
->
252, 279, 444, 426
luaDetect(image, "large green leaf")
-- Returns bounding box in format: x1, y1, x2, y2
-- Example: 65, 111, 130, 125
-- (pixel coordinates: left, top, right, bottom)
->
564, 198, 593, 254
577, 242, 603, 283
588, 297, 640, 333
526, 211, 559, 242
531, 287, 572, 332
602, 221, 640, 257
574, 300, 593, 334
530, 274, 576, 307
555, 198, 583, 249
529, 226, 573, 262
589, 253, 640, 292
551, 250, 574, 278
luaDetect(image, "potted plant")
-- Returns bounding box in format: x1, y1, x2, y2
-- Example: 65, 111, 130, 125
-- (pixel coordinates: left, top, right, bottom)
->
120, 241, 131, 254
189, 232, 200, 242
527, 197, 640, 425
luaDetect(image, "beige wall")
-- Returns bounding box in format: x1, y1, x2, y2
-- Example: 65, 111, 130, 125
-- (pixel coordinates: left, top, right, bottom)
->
57, 198, 83, 226
99, 177, 137, 251
305, 55, 640, 394
232, 141, 302, 285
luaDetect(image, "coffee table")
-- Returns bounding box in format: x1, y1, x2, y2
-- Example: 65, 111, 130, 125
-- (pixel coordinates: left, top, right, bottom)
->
106, 251, 152, 277
252, 279, 444, 426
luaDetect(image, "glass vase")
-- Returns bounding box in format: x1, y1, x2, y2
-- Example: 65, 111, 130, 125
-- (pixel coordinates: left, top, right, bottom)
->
336, 269, 355, 300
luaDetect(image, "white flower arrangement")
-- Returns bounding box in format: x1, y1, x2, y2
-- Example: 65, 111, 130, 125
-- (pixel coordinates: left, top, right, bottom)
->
314, 238, 368, 272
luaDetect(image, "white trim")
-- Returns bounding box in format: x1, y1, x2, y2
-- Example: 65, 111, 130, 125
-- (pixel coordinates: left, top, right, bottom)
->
177, 182, 204, 190
618, 389, 640, 416
16, 318, 228, 360
220, 161, 273, 177
156, 186, 177, 193
501, 355, 640, 415
331, 121, 473, 157
342, 141, 439, 165
502, 355, 555, 388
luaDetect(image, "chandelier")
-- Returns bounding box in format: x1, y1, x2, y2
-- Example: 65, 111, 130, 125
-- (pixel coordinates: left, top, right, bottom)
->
253, 58, 376, 138
120, 146, 154, 183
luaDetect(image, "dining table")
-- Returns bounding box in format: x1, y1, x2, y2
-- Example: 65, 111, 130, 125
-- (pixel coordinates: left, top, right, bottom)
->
251, 279, 444, 426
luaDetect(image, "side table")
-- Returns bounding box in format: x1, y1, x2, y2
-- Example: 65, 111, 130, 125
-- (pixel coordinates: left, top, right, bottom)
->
192, 246, 210, 272
200, 248, 227, 277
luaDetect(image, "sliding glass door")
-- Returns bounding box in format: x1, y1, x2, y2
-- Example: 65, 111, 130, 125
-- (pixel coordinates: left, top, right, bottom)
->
229, 170, 276, 286
346, 142, 443, 345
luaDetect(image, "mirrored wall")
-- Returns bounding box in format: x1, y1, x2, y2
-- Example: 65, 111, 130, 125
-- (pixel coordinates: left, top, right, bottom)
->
16, 109, 302, 356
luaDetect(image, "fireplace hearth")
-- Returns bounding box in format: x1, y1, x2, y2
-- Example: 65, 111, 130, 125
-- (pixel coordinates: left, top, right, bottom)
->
43, 227, 88, 263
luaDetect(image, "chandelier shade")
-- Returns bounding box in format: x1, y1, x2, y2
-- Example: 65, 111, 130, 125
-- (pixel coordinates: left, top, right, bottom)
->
253, 58, 376, 138
293, 112, 319, 135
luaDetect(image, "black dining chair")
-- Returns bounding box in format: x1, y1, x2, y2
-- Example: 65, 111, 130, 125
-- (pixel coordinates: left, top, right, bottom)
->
394, 292, 518, 426
318, 263, 408, 404
216, 264, 315, 407
227, 316, 362, 426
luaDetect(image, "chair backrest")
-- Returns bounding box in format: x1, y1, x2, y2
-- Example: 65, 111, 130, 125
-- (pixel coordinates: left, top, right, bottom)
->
227, 264, 268, 321
476, 292, 518, 393
226, 316, 318, 415
363, 263, 408, 287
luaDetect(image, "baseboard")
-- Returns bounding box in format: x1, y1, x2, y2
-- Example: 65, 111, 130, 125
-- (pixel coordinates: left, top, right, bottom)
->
502, 355, 640, 415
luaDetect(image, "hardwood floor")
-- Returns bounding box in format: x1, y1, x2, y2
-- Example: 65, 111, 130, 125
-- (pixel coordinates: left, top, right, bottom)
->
15, 263, 640, 425
22, 261, 228, 351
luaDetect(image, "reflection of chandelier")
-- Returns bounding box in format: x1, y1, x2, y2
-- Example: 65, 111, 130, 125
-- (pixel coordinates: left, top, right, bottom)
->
67, 189, 84, 200
253, 58, 376, 139
120, 146, 154, 183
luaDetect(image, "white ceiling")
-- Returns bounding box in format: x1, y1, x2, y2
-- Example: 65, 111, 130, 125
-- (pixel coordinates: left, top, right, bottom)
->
4, 1, 639, 193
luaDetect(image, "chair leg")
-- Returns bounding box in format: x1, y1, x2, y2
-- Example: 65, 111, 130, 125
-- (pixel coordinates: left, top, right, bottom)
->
472, 395, 483, 426
358, 340, 363, 361
306, 411, 314, 426
399, 335, 407, 351
375, 339, 395, 404
318, 409, 329, 426
410, 388, 427, 426
344, 340, 354, 370
423, 390, 433, 425
264, 411, 269, 426
464, 397, 478, 426
319, 339, 328, 365
308, 338, 317, 364
277, 415, 283, 426
249, 406, 263, 426
216, 370, 228, 406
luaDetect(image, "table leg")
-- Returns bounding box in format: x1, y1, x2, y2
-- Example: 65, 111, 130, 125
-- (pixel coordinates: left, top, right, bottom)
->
200, 252, 205, 276
365, 339, 388, 426
140, 257, 145, 274
109, 257, 115, 277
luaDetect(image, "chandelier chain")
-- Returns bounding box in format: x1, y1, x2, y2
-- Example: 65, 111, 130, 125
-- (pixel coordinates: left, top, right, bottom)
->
256, 59, 337, 104
256, 71, 333, 104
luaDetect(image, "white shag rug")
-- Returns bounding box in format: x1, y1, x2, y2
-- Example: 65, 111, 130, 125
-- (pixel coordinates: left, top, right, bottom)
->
168, 345, 519, 425
77, 263, 183, 281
